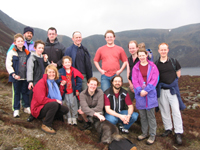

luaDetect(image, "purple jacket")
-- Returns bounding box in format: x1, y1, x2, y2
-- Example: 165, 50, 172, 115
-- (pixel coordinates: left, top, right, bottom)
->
132, 60, 159, 110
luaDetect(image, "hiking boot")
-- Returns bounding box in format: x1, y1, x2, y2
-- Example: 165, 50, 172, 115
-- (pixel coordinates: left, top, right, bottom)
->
68, 118, 72, 125
27, 114, 34, 122
146, 135, 156, 145
175, 133, 182, 145
80, 122, 92, 131
13, 110, 20, 118
41, 124, 56, 134
72, 118, 77, 126
137, 134, 148, 141
161, 130, 172, 137
24, 107, 31, 114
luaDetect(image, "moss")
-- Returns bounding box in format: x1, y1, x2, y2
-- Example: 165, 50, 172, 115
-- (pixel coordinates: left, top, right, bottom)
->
19, 137, 45, 150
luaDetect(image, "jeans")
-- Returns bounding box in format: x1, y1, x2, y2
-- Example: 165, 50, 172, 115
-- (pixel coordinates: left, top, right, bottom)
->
105, 110, 139, 129
101, 74, 116, 92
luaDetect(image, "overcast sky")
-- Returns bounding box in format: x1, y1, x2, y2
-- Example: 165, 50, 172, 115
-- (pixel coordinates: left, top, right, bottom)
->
1, 0, 200, 38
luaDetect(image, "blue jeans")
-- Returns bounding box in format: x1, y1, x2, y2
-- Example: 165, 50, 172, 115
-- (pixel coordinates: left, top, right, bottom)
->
101, 74, 116, 92
105, 110, 139, 129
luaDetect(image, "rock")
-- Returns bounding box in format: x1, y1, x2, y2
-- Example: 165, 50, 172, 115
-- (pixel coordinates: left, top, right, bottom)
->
189, 92, 195, 97
192, 104, 199, 109
187, 105, 191, 109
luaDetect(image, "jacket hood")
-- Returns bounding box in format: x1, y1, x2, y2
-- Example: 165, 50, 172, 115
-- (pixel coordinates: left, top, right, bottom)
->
45, 37, 59, 45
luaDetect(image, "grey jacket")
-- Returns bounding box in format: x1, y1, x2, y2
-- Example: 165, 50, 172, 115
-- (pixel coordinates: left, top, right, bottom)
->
80, 88, 104, 117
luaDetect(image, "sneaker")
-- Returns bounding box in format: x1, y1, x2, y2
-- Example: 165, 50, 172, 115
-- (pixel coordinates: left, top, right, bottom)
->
68, 118, 72, 125
146, 135, 156, 145
72, 118, 77, 126
41, 124, 56, 134
80, 122, 92, 131
24, 107, 31, 114
121, 128, 129, 134
13, 110, 20, 118
137, 134, 148, 141
175, 133, 182, 145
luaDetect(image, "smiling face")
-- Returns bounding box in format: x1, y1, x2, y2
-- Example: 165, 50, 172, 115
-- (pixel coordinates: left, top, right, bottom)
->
24, 31, 33, 41
47, 68, 56, 80
72, 32, 82, 47
62, 58, 72, 69
35, 43, 44, 56
158, 44, 169, 58
87, 80, 98, 93
14, 37, 24, 50
105, 33, 115, 46
129, 42, 138, 55
138, 51, 148, 63
112, 77, 122, 90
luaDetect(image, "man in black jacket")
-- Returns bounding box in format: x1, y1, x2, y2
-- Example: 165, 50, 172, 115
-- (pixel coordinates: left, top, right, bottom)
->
43, 27, 65, 69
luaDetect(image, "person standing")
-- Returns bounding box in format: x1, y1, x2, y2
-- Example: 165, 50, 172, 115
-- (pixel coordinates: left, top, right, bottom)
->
64, 31, 92, 91
132, 48, 159, 145
43, 27, 65, 69
155, 43, 185, 145
94, 30, 127, 92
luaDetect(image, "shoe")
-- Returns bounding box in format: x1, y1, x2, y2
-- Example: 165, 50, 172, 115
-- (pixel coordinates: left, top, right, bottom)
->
161, 130, 172, 137
146, 135, 156, 145
41, 124, 56, 134
24, 107, 31, 114
137, 134, 148, 141
175, 133, 182, 145
80, 122, 92, 131
27, 114, 35, 122
72, 118, 77, 126
68, 118, 72, 125
13, 110, 20, 118
118, 125, 129, 134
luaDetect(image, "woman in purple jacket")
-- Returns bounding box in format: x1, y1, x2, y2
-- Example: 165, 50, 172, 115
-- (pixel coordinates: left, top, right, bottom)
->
132, 48, 159, 145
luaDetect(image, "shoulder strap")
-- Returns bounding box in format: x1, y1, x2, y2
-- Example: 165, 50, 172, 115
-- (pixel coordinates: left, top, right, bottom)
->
169, 57, 177, 71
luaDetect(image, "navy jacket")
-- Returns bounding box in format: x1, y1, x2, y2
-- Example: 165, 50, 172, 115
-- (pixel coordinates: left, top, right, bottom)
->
64, 44, 92, 80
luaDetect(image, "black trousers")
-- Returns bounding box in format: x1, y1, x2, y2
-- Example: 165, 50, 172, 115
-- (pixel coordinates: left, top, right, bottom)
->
38, 102, 69, 127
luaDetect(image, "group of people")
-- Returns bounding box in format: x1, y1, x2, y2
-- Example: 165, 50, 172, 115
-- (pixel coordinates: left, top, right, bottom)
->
5, 26, 184, 145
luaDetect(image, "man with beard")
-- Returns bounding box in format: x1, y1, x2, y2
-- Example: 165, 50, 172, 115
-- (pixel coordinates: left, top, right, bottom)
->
104, 75, 139, 134
43, 27, 65, 69
7, 26, 35, 53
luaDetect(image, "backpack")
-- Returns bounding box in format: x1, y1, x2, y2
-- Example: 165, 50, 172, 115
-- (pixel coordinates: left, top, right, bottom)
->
154, 57, 177, 72
146, 49, 153, 61
108, 139, 137, 150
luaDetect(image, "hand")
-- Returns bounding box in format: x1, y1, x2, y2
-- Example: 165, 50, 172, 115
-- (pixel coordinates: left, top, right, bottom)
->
95, 113, 105, 122
77, 109, 84, 114
100, 69, 106, 75
60, 80, 66, 86
14, 75, 20, 80
76, 91, 79, 96
116, 69, 122, 75
51, 61, 57, 67
56, 100, 62, 105
140, 90, 148, 97
119, 114, 127, 123
129, 84, 135, 93
43, 54, 48, 62
28, 82, 34, 90
124, 115, 131, 124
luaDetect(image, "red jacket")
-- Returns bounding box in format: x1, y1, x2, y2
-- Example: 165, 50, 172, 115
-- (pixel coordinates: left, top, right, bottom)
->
31, 74, 64, 118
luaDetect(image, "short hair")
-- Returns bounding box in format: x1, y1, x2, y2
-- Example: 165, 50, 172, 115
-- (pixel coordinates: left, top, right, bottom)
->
34, 40, 45, 48
14, 33, 24, 42
44, 64, 59, 80
48, 27, 57, 33
87, 77, 100, 86
158, 43, 169, 49
104, 30, 115, 38
137, 48, 148, 55
128, 40, 138, 48
72, 31, 81, 38
111, 75, 123, 84
138, 42, 146, 49
62, 56, 72, 64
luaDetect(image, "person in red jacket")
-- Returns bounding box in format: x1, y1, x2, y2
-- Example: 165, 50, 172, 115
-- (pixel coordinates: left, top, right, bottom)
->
31, 64, 69, 134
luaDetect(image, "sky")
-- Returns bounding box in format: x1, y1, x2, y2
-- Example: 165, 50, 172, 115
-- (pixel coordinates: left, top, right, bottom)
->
1, 0, 200, 38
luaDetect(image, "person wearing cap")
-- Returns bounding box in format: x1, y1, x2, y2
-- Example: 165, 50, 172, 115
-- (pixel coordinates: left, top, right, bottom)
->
7, 26, 35, 54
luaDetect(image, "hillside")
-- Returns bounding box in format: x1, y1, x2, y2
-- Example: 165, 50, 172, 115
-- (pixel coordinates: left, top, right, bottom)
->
0, 9, 200, 70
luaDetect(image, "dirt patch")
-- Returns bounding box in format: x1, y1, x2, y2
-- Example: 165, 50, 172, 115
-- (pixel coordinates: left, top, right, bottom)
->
0, 75, 200, 150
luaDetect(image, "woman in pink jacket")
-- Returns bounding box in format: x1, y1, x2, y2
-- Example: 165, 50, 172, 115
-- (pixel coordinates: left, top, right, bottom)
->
132, 48, 159, 145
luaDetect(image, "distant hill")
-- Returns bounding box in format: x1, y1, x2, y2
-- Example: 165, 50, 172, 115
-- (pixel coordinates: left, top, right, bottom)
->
0, 9, 200, 71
